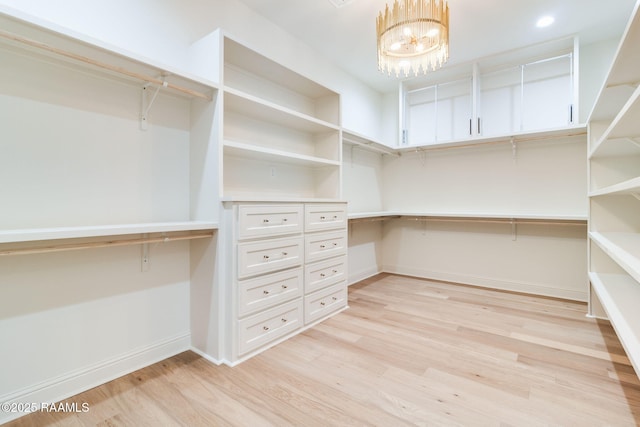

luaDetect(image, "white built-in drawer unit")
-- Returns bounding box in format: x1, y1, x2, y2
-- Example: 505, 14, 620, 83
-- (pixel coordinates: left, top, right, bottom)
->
305, 255, 347, 294
238, 204, 303, 239
304, 282, 348, 324
238, 267, 304, 317
237, 299, 303, 355
305, 230, 348, 263
237, 236, 304, 278
225, 201, 348, 363
305, 204, 347, 232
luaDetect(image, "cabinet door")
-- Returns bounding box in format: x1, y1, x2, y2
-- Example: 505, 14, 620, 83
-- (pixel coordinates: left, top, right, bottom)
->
478, 65, 521, 137
305, 255, 347, 294
238, 267, 304, 317
238, 204, 303, 239
304, 231, 348, 263
404, 78, 472, 145
304, 204, 347, 232
237, 299, 303, 355
238, 237, 304, 279
304, 282, 347, 324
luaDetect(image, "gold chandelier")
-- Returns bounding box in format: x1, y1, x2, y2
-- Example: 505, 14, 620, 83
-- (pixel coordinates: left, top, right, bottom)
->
376, 0, 449, 77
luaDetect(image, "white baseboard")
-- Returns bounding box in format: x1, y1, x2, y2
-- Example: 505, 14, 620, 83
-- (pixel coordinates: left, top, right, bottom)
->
348, 266, 382, 286
382, 265, 587, 301
0, 333, 191, 424
189, 346, 225, 366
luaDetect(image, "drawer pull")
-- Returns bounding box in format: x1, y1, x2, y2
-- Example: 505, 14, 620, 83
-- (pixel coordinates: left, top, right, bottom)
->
282, 284, 288, 289
281, 318, 287, 323
333, 242, 338, 247
320, 216, 326, 220
263, 290, 270, 295
333, 215, 338, 219
320, 301, 326, 306
263, 252, 289, 262
263, 219, 270, 223
263, 326, 269, 331
332, 296, 338, 301
283, 218, 288, 222
320, 273, 326, 277
320, 244, 326, 249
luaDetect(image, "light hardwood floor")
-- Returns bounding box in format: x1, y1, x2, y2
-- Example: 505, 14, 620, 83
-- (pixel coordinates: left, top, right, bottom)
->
7, 274, 640, 426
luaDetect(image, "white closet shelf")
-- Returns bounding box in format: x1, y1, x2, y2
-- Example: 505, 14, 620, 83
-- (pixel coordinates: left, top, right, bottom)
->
396, 125, 587, 154
342, 130, 398, 156
222, 197, 345, 203
589, 136, 640, 159
224, 140, 340, 168
0, 221, 218, 244
224, 88, 339, 133
348, 211, 587, 223
589, 272, 640, 374
590, 176, 640, 197
0, 9, 217, 100
591, 84, 640, 154
224, 35, 338, 101
590, 232, 640, 284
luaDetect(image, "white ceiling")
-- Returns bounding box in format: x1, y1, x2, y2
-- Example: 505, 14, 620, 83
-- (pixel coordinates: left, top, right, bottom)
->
235, 0, 637, 93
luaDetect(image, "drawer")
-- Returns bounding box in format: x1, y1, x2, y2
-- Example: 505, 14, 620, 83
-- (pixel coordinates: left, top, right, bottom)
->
238, 204, 303, 239
304, 282, 347, 324
304, 230, 347, 263
305, 256, 347, 294
238, 268, 303, 317
305, 204, 347, 232
238, 299, 303, 355
238, 236, 304, 279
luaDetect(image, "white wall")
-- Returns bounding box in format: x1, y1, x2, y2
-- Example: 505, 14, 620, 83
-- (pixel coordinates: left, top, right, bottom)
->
580, 38, 619, 122
382, 136, 587, 216
344, 135, 589, 300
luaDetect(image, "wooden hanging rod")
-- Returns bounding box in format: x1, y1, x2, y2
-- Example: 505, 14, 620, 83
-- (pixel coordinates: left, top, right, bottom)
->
0, 29, 212, 100
0, 230, 214, 256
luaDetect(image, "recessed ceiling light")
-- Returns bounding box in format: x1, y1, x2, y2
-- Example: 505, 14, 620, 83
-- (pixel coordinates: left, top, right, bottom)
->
536, 16, 554, 28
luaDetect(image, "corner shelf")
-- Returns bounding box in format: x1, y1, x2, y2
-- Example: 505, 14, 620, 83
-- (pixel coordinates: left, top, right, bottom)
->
588, 272, 640, 375
587, 0, 640, 381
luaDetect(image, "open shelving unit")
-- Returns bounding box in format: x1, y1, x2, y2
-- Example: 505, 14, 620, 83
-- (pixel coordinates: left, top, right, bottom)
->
221, 33, 342, 201
587, 0, 640, 377
0, 11, 219, 253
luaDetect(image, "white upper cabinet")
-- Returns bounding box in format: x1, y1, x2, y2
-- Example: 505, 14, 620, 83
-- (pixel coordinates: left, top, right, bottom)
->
401, 39, 578, 147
